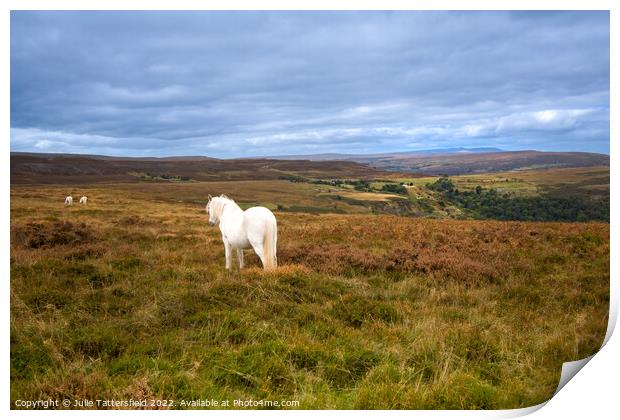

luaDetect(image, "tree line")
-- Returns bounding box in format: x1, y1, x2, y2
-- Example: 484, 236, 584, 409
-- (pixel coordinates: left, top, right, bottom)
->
427, 176, 609, 222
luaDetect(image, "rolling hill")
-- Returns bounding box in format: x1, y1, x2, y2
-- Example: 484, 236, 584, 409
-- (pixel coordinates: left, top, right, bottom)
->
267, 149, 610, 175
10, 152, 389, 184
12, 149, 609, 184
269, 147, 503, 161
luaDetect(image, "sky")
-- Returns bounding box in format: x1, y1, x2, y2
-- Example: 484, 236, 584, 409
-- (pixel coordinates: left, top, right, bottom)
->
10, 11, 610, 158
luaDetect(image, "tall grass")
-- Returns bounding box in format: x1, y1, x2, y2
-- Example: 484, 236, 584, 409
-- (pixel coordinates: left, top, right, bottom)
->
10, 185, 609, 409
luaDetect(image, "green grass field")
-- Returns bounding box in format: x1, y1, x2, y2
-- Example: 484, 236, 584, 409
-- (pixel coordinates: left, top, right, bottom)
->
10, 181, 609, 409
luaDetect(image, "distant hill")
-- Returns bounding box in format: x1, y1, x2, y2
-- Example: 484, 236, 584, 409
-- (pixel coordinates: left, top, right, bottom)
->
10, 152, 389, 184
359, 150, 609, 175
266, 149, 609, 175
10, 149, 610, 184
268, 147, 504, 161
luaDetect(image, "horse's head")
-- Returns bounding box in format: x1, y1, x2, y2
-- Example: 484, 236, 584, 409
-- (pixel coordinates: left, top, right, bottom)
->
206, 194, 234, 226
206, 194, 217, 226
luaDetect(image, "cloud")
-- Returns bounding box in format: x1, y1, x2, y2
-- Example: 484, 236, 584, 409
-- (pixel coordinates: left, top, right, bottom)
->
455, 108, 603, 137
10, 11, 610, 157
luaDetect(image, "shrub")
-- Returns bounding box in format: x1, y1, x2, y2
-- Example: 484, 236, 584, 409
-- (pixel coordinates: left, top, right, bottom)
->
11, 221, 97, 249
381, 183, 408, 195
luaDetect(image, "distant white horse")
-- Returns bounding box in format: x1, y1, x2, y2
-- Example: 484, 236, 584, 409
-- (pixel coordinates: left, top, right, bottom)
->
79, 196, 88, 204
65, 196, 73, 206
206, 194, 277, 270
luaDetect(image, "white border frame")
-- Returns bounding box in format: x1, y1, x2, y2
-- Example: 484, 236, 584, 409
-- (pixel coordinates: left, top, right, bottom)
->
3, 1, 616, 419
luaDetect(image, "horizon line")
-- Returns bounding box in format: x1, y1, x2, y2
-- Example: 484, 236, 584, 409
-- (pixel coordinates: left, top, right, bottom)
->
9, 148, 612, 161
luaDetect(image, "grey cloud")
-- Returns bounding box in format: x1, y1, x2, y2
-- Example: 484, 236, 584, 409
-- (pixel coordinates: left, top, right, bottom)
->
10, 11, 609, 157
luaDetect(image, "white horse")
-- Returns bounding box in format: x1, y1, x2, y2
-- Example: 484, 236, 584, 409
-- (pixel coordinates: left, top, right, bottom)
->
79, 196, 88, 204
65, 196, 73, 206
206, 194, 277, 270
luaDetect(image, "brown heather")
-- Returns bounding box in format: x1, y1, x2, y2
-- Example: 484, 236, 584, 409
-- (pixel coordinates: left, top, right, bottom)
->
10, 183, 609, 409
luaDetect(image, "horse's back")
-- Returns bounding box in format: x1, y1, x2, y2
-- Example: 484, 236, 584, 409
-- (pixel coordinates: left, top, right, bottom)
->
243, 206, 277, 237
244, 206, 276, 222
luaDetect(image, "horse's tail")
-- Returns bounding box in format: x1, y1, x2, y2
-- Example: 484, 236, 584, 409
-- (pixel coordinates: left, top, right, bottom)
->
262, 216, 278, 270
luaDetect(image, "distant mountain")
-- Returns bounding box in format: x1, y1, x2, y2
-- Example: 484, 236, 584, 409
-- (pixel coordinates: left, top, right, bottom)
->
264, 149, 609, 175
355, 150, 610, 175
267, 147, 504, 161
393, 147, 505, 155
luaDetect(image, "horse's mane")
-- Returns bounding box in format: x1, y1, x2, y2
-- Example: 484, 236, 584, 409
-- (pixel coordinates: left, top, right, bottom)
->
209, 194, 238, 218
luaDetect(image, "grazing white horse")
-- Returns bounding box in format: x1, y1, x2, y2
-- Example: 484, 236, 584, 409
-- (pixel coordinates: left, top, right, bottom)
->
64, 196, 73, 206
79, 196, 88, 204
206, 194, 277, 270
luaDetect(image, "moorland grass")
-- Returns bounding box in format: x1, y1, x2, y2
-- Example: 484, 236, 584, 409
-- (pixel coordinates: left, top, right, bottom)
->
10, 184, 609, 409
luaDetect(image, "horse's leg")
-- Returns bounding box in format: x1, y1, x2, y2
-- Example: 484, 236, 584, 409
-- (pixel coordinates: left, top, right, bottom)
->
252, 243, 266, 268
247, 226, 268, 269
223, 239, 232, 270
237, 249, 244, 269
